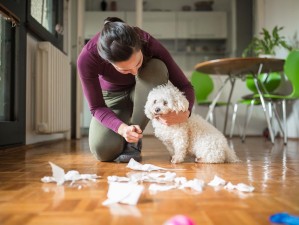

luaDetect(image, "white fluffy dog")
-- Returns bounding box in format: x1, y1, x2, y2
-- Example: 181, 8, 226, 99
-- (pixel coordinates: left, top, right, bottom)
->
144, 83, 239, 164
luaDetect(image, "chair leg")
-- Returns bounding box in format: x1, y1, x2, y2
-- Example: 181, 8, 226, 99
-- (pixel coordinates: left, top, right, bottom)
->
268, 102, 275, 140
206, 106, 213, 124
272, 102, 285, 142
212, 111, 217, 127
268, 102, 273, 125
229, 103, 238, 138
242, 100, 254, 142
206, 105, 215, 125
205, 77, 230, 122
282, 99, 288, 145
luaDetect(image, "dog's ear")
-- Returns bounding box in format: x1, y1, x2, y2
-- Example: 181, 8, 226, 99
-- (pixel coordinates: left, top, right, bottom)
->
167, 86, 189, 112
144, 95, 154, 119
173, 94, 189, 112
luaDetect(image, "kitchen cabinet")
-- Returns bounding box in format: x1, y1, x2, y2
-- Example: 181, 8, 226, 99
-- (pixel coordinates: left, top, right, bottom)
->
126, 12, 176, 39
84, 11, 228, 71
84, 11, 126, 39
176, 12, 227, 39
84, 11, 227, 40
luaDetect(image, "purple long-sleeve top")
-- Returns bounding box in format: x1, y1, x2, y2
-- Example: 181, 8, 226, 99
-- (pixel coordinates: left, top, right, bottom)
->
77, 28, 194, 133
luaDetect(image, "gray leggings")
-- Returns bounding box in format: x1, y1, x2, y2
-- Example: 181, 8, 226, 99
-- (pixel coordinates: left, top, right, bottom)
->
89, 59, 169, 161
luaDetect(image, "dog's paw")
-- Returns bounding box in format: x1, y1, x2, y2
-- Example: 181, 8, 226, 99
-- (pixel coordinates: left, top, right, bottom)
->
171, 156, 184, 164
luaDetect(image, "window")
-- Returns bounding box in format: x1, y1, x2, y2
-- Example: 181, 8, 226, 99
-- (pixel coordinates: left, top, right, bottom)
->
27, 0, 63, 49
0, 0, 26, 147
30, 0, 55, 34
0, 14, 15, 121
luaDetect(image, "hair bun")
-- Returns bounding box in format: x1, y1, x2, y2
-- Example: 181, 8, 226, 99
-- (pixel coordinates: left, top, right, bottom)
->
104, 17, 125, 26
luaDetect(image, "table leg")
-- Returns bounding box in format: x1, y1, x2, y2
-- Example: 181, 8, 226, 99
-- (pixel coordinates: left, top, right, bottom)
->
282, 99, 287, 144
223, 77, 236, 135
205, 76, 230, 122
253, 64, 275, 144
271, 100, 287, 145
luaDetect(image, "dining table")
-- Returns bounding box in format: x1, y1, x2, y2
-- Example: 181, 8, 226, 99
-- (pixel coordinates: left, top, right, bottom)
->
194, 57, 285, 143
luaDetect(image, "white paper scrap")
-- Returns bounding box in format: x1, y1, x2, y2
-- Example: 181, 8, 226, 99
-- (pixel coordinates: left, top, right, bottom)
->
147, 172, 177, 183
125, 172, 146, 183
148, 184, 176, 193
174, 177, 188, 185
49, 162, 65, 185
223, 182, 235, 190
41, 162, 100, 185
208, 175, 226, 187
102, 182, 144, 206
236, 183, 254, 192
179, 179, 205, 192
127, 158, 185, 172
41, 176, 56, 183
107, 175, 130, 183
224, 182, 255, 192
126, 171, 177, 183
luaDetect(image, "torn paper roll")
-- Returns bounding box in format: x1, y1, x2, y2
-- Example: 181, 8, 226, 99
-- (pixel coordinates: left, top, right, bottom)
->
126, 171, 177, 183
148, 184, 176, 193
127, 158, 185, 172
178, 178, 205, 192
102, 182, 144, 206
224, 182, 255, 192
208, 175, 226, 187
41, 162, 100, 185
107, 175, 130, 183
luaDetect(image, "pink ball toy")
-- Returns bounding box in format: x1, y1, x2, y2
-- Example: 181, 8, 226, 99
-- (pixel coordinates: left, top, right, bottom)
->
164, 215, 195, 225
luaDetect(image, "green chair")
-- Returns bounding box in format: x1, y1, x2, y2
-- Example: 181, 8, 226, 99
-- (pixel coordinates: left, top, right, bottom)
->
245, 73, 281, 97
229, 72, 282, 141
253, 50, 299, 144
190, 71, 229, 125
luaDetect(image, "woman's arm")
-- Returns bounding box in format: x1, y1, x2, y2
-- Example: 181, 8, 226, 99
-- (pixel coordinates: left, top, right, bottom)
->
77, 46, 124, 133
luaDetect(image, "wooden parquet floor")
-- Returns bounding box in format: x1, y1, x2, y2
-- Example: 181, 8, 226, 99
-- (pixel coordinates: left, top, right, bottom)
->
0, 136, 298, 225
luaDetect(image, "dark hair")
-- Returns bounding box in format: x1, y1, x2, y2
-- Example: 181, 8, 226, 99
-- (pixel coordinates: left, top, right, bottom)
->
97, 17, 142, 63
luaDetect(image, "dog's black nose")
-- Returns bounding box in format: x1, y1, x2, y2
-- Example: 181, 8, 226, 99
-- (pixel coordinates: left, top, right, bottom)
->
155, 107, 160, 113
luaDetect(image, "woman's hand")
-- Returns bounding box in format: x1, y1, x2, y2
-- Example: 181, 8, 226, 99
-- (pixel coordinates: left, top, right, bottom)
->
155, 110, 190, 126
118, 124, 143, 143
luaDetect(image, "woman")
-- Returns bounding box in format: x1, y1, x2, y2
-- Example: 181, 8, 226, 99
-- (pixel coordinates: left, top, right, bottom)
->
77, 17, 194, 163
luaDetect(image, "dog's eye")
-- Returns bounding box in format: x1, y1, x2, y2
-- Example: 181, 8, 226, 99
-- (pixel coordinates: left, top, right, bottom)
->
163, 100, 168, 105
153, 100, 157, 104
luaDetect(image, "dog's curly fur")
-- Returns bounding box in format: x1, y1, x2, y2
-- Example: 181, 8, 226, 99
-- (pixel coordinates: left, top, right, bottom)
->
144, 83, 239, 164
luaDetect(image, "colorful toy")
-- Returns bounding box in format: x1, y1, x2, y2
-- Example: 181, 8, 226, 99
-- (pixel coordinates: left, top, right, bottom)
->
164, 215, 195, 225
270, 212, 299, 225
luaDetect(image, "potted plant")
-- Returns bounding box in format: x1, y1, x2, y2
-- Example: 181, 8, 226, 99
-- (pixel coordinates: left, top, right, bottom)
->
242, 26, 291, 57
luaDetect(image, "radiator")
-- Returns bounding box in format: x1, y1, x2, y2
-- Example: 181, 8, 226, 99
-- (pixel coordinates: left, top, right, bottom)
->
35, 42, 71, 134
